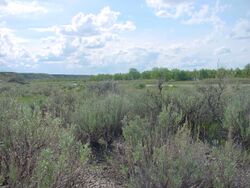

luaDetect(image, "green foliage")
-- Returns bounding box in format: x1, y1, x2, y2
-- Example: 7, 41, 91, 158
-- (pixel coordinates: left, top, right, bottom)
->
123, 116, 208, 188
166, 84, 227, 143
0, 74, 249, 188
47, 90, 78, 127
135, 83, 146, 89
90, 66, 248, 81
86, 80, 120, 96
210, 142, 243, 188
224, 88, 250, 149
128, 90, 163, 122
35, 148, 54, 188
158, 103, 182, 136
123, 111, 248, 188
0, 96, 86, 187
79, 144, 91, 164
74, 94, 130, 150
34, 127, 82, 188
128, 68, 141, 80
244, 63, 250, 77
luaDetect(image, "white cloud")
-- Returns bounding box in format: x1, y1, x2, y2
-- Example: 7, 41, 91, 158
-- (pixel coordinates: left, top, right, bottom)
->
231, 18, 250, 39
214, 47, 231, 56
81, 34, 118, 49
56, 7, 135, 37
111, 21, 136, 32
146, 0, 227, 31
168, 44, 185, 54
78, 47, 161, 73
1, 2, 249, 74
146, 0, 194, 18
35, 7, 136, 65
0, 0, 48, 16
0, 27, 35, 69
183, 2, 226, 31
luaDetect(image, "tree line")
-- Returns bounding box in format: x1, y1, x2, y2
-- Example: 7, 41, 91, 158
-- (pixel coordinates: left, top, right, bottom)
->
90, 64, 250, 81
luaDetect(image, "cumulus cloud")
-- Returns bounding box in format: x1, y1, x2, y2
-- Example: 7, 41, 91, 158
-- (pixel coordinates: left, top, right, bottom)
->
146, 0, 227, 30
0, 27, 35, 69
231, 19, 250, 39
214, 47, 231, 56
0, 0, 48, 16
183, 2, 226, 31
146, 0, 194, 18
53, 7, 135, 37
35, 7, 136, 65
168, 44, 185, 54
1, 1, 248, 74
77, 47, 161, 73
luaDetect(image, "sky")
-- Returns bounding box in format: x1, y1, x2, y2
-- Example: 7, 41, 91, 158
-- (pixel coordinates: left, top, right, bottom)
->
0, 0, 250, 74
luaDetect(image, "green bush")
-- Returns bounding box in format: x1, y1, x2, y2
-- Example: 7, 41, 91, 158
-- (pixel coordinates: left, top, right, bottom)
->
166, 85, 227, 143
135, 83, 146, 89
210, 142, 244, 188
0, 97, 88, 187
46, 90, 78, 127
86, 81, 120, 96
128, 90, 163, 123
74, 94, 130, 153
224, 88, 250, 149
122, 107, 249, 188
1, 77, 249, 188
123, 116, 208, 188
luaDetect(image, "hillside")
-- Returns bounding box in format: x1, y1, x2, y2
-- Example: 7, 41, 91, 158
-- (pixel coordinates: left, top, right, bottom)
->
0, 72, 91, 83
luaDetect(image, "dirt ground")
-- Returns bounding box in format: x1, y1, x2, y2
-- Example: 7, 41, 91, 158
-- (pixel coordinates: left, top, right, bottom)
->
55, 162, 127, 188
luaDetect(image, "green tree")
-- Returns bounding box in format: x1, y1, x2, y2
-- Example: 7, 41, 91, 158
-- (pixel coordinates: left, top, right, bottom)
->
244, 63, 250, 77
128, 68, 141, 80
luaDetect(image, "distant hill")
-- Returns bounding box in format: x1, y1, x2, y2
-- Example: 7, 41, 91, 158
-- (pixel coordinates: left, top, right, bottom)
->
0, 72, 91, 83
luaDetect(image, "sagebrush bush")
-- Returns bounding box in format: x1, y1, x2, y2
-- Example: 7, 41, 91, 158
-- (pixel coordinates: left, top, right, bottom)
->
224, 88, 250, 149
122, 106, 249, 188
86, 80, 120, 96
210, 142, 245, 188
46, 90, 78, 127
165, 85, 227, 143
0, 96, 88, 187
1, 77, 249, 188
74, 94, 130, 153
123, 116, 208, 188
128, 90, 163, 124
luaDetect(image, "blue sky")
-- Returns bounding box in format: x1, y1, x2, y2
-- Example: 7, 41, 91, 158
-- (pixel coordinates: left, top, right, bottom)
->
0, 0, 250, 74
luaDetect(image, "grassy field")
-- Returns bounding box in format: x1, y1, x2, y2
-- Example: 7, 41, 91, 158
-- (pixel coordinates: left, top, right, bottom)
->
0, 74, 250, 187
2, 77, 249, 104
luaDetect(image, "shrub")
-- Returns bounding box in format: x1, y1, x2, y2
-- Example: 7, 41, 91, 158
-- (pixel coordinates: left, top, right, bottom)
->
154, 103, 183, 145
166, 86, 227, 143
46, 90, 78, 127
0, 97, 87, 187
122, 116, 208, 188
209, 142, 250, 187
128, 90, 163, 123
135, 83, 146, 89
86, 81, 120, 96
34, 127, 82, 188
122, 106, 249, 188
224, 88, 250, 149
74, 94, 130, 154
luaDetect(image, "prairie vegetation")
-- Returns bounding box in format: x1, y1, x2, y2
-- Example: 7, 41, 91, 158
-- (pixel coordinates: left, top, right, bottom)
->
0, 69, 250, 188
